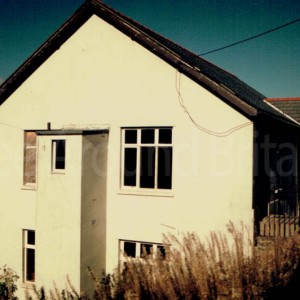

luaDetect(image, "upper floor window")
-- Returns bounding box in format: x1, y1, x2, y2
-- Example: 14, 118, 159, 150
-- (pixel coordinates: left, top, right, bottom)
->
121, 128, 173, 190
23, 131, 37, 185
52, 140, 66, 172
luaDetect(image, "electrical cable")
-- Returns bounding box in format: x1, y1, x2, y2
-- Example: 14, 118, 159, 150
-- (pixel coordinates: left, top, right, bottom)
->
175, 70, 252, 137
199, 17, 300, 56
0, 122, 23, 130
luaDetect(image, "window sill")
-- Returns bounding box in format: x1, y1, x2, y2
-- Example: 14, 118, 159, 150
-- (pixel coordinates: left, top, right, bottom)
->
118, 189, 174, 198
21, 184, 36, 191
51, 170, 65, 174
21, 282, 35, 290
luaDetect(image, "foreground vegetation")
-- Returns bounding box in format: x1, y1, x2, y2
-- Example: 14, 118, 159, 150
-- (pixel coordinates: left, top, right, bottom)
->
2, 222, 300, 299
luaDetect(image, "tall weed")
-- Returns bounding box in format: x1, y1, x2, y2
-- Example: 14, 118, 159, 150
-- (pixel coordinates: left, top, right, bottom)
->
17, 223, 300, 299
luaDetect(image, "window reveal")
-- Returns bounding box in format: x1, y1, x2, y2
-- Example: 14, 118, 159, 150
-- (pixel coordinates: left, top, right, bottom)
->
122, 128, 172, 190
24, 131, 37, 185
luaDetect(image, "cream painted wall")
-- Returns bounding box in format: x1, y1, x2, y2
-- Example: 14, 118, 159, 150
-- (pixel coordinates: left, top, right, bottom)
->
36, 134, 82, 292
0, 14, 253, 296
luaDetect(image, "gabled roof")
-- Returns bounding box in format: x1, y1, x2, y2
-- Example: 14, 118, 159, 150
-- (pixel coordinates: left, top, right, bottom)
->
0, 0, 298, 127
266, 98, 300, 123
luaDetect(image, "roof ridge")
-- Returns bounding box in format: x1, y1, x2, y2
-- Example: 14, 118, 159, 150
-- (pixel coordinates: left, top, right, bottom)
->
93, 1, 267, 101
266, 97, 300, 102
93, 1, 241, 77
91, 0, 196, 68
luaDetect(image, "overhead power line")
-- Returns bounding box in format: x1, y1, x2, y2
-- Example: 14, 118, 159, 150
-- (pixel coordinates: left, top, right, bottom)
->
199, 17, 300, 56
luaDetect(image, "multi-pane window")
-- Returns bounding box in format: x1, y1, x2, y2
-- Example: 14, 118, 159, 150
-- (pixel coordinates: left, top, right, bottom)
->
119, 240, 166, 263
23, 230, 35, 283
122, 128, 173, 190
52, 140, 66, 171
24, 131, 37, 185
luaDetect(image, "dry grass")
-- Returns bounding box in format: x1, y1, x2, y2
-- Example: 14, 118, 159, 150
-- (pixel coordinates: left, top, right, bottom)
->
22, 222, 300, 299
97, 222, 300, 300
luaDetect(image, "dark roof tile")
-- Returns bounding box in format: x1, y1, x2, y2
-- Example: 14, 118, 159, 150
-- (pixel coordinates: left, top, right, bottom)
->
266, 98, 300, 123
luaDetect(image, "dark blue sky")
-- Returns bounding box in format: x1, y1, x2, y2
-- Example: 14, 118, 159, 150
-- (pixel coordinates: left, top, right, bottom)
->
0, 0, 299, 97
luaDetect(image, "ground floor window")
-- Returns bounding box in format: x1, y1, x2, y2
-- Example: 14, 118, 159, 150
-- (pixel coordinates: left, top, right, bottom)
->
119, 240, 166, 264
23, 230, 35, 282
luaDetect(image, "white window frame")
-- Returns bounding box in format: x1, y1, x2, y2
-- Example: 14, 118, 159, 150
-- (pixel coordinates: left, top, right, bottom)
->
119, 240, 166, 265
23, 230, 35, 283
121, 127, 173, 191
52, 140, 66, 173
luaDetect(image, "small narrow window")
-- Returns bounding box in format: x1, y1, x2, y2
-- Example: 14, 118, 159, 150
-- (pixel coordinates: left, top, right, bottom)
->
52, 140, 66, 171
23, 230, 35, 283
24, 131, 37, 185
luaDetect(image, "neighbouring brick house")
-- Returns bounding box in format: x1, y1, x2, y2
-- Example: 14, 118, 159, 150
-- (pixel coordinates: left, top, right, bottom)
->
266, 97, 300, 123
